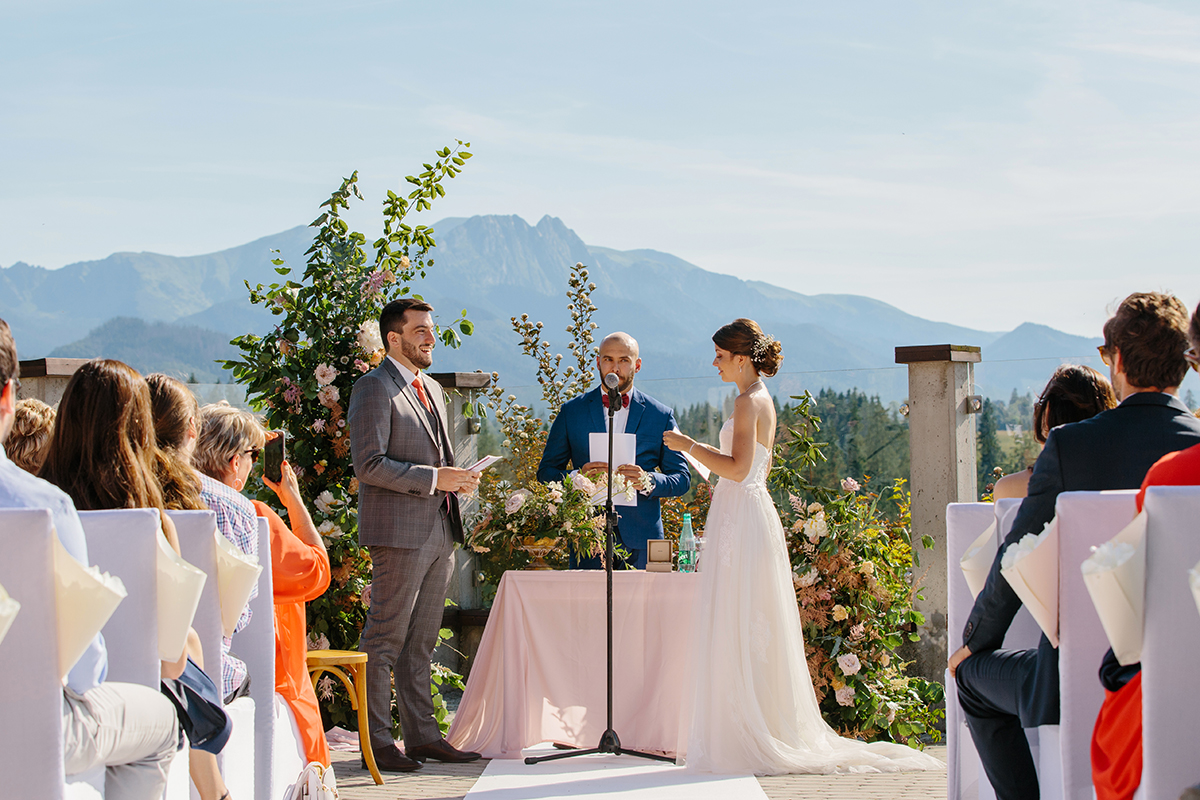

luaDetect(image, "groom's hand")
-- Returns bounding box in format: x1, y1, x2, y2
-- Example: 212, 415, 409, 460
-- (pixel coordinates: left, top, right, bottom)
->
437, 467, 481, 494
616, 464, 646, 483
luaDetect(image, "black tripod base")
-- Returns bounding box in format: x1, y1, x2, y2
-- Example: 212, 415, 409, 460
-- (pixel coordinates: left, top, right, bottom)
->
524, 729, 676, 765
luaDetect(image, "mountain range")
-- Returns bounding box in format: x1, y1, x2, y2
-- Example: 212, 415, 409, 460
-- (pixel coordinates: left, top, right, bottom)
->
1, 214, 1115, 405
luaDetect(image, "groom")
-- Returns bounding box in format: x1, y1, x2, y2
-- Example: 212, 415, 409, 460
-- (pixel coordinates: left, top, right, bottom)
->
537, 332, 690, 569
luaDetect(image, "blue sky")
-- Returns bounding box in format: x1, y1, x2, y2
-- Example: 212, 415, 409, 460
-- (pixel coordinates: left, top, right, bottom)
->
2, 0, 1198, 337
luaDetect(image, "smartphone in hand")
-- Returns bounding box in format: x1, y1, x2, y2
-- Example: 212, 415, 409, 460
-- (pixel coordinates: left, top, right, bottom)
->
263, 431, 286, 483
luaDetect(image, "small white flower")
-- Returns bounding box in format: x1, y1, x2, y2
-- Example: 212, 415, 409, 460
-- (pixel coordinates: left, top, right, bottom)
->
317, 384, 340, 408
314, 363, 338, 386
357, 320, 384, 354
314, 490, 337, 514
837, 652, 862, 676
835, 685, 856, 707
317, 520, 344, 538
796, 568, 819, 588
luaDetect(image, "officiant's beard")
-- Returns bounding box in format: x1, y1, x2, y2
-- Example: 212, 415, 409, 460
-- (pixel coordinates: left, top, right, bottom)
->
402, 339, 433, 369
600, 370, 634, 394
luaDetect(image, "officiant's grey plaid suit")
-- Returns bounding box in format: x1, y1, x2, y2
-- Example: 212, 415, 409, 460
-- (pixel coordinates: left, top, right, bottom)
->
349, 357, 463, 751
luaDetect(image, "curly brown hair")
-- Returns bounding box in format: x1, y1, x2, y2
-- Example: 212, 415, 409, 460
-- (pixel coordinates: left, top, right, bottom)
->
712, 318, 784, 377
1102, 292, 1191, 390
1032, 365, 1118, 443
5, 398, 55, 474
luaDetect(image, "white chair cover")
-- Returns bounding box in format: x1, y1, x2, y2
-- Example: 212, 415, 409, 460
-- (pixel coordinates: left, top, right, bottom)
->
1055, 490, 1137, 800
244, 516, 279, 800
1141, 486, 1200, 800
0, 580, 20, 647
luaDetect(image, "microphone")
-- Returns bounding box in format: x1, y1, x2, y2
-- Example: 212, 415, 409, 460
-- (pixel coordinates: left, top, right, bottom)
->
603, 372, 621, 413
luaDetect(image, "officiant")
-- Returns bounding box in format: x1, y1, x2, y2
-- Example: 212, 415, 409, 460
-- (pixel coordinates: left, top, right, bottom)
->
537, 332, 690, 569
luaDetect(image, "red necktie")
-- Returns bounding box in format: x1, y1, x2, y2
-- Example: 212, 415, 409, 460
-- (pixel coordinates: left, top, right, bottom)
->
602, 393, 630, 409
412, 377, 432, 412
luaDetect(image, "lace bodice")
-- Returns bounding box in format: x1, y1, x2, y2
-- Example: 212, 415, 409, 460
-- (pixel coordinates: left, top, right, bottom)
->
717, 417, 771, 490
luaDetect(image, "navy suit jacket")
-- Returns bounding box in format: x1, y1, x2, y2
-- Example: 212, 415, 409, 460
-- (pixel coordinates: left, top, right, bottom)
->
536, 386, 691, 550
963, 392, 1200, 727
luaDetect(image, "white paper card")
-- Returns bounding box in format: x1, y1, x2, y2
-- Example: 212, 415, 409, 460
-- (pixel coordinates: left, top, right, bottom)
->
672, 425, 711, 483
589, 432, 637, 506
0, 581, 19, 648
155, 528, 207, 661
214, 530, 263, 638
467, 454, 503, 472
53, 532, 127, 680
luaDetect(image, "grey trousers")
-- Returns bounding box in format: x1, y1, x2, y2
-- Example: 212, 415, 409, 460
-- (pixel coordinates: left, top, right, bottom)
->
363, 513, 455, 750
62, 682, 179, 800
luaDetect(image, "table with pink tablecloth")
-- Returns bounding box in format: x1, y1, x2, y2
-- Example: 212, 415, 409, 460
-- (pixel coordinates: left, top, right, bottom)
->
446, 570, 700, 758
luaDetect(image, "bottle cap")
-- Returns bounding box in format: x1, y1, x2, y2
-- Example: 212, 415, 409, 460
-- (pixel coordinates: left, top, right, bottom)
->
682, 512, 691, 521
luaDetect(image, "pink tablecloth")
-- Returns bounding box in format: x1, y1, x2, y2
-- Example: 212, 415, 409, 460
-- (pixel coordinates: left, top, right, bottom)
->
446, 570, 700, 758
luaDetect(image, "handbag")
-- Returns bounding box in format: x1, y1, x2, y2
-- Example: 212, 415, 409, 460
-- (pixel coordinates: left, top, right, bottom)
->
160, 657, 233, 754
284, 761, 338, 799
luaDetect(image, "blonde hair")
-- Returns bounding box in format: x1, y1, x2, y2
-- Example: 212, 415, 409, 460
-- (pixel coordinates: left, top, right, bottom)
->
5, 398, 55, 474
193, 401, 266, 481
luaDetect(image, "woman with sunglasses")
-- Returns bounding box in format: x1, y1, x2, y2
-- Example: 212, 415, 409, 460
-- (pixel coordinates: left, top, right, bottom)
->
193, 401, 266, 706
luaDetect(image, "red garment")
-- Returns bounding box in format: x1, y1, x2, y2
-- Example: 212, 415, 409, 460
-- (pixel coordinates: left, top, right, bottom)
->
252, 500, 332, 767
1092, 672, 1143, 800
1093, 442, 1200, 798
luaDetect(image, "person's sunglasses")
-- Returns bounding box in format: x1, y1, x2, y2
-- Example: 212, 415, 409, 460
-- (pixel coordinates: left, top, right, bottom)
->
1097, 345, 1113, 367
244, 448, 262, 461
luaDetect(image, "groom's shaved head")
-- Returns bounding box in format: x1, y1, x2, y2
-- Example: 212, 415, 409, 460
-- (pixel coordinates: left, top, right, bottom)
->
600, 332, 639, 358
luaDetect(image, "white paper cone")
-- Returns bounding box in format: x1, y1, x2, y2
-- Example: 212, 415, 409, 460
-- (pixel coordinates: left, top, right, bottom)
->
961, 521, 998, 599
156, 528, 207, 661
1001, 518, 1059, 647
53, 532, 127, 680
0, 582, 20, 648
1189, 563, 1200, 621
1081, 511, 1146, 666
215, 530, 262, 638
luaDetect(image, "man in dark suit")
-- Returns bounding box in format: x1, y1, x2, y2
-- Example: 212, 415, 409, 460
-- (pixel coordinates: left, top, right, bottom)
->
349, 299, 482, 771
949, 292, 1200, 800
537, 332, 690, 569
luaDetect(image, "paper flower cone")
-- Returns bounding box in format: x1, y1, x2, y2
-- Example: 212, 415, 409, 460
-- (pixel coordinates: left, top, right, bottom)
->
0, 581, 19, 648
1190, 562, 1200, 621
53, 532, 127, 680
156, 528, 207, 661
961, 521, 997, 600
1081, 511, 1146, 666
1000, 517, 1059, 647
215, 530, 262, 638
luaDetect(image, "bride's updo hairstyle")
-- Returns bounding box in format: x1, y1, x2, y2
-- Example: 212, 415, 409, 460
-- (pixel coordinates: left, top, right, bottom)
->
712, 318, 783, 377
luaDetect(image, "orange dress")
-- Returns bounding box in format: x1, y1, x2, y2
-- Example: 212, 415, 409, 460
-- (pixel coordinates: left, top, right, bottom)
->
1092, 442, 1200, 800
252, 500, 332, 767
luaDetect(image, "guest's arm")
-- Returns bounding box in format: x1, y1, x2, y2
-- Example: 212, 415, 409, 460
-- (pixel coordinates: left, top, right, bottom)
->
261, 463, 331, 603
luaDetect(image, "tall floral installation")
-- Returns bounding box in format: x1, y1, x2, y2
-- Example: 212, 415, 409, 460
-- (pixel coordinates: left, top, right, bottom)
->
770, 392, 944, 746
468, 262, 622, 582
221, 142, 474, 735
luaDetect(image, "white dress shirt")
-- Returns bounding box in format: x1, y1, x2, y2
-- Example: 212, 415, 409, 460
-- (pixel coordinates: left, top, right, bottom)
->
387, 354, 439, 495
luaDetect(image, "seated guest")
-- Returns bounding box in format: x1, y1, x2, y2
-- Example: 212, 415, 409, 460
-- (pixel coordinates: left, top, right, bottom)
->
145, 374, 235, 800
2, 397, 55, 474
949, 292, 1200, 800
993, 365, 1117, 499
0, 322, 178, 799
255, 434, 332, 766
192, 401, 265, 704
1091, 300, 1200, 800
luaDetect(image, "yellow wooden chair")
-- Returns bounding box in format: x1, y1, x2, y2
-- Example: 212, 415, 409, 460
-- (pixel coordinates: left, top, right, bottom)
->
306, 649, 382, 785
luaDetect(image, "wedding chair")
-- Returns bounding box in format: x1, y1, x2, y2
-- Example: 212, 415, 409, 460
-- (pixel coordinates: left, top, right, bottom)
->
81, 508, 194, 800
0, 509, 84, 799
1054, 490, 1137, 800
172, 510, 256, 800
1141, 485, 1200, 800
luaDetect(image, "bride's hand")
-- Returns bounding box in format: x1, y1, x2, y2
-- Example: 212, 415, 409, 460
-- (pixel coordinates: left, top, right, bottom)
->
663, 430, 692, 452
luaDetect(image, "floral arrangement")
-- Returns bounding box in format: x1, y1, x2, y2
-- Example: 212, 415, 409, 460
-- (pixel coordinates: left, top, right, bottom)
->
469, 262, 607, 584
221, 144, 474, 736
769, 391, 943, 746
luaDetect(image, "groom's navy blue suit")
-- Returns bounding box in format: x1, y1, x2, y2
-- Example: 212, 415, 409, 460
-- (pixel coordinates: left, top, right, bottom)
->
958, 392, 1200, 800
537, 385, 690, 568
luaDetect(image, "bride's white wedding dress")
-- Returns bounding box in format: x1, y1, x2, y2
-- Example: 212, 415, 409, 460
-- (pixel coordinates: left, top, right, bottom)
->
679, 416, 942, 775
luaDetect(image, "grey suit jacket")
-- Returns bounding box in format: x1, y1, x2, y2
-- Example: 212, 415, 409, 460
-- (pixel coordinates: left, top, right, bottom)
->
349, 359, 464, 548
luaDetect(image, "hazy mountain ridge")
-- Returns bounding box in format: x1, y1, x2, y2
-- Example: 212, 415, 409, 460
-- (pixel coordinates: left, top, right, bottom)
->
3, 214, 1113, 403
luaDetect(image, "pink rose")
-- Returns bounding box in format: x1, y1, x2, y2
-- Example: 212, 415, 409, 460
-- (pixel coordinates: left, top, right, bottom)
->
835, 685, 856, 707
841, 477, 861, 493
505, 489, 530, 515
836, 652, 862, 676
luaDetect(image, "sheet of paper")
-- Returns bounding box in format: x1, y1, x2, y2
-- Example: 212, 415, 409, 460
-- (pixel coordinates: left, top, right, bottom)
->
467, 454, 503, 472
589, 432, 637, 506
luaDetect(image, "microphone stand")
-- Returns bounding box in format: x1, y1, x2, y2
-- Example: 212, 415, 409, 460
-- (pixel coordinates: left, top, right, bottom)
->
525, 379, 674, 767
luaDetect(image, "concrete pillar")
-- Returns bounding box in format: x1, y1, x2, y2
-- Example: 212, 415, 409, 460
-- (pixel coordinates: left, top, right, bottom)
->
895, 344, 981, 682
16, 359, 89, 406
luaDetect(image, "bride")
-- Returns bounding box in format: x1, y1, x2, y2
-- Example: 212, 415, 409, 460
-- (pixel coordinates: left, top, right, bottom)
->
662, 319, 942, 775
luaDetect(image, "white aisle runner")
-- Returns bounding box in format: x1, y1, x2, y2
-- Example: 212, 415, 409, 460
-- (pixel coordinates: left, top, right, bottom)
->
464, 746, 767, 800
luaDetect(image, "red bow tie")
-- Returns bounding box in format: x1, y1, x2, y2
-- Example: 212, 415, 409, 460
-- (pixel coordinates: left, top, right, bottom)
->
602, 392, 630, 409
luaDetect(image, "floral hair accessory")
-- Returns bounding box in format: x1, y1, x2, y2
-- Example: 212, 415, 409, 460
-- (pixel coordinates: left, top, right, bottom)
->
751, 333, 776, 361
